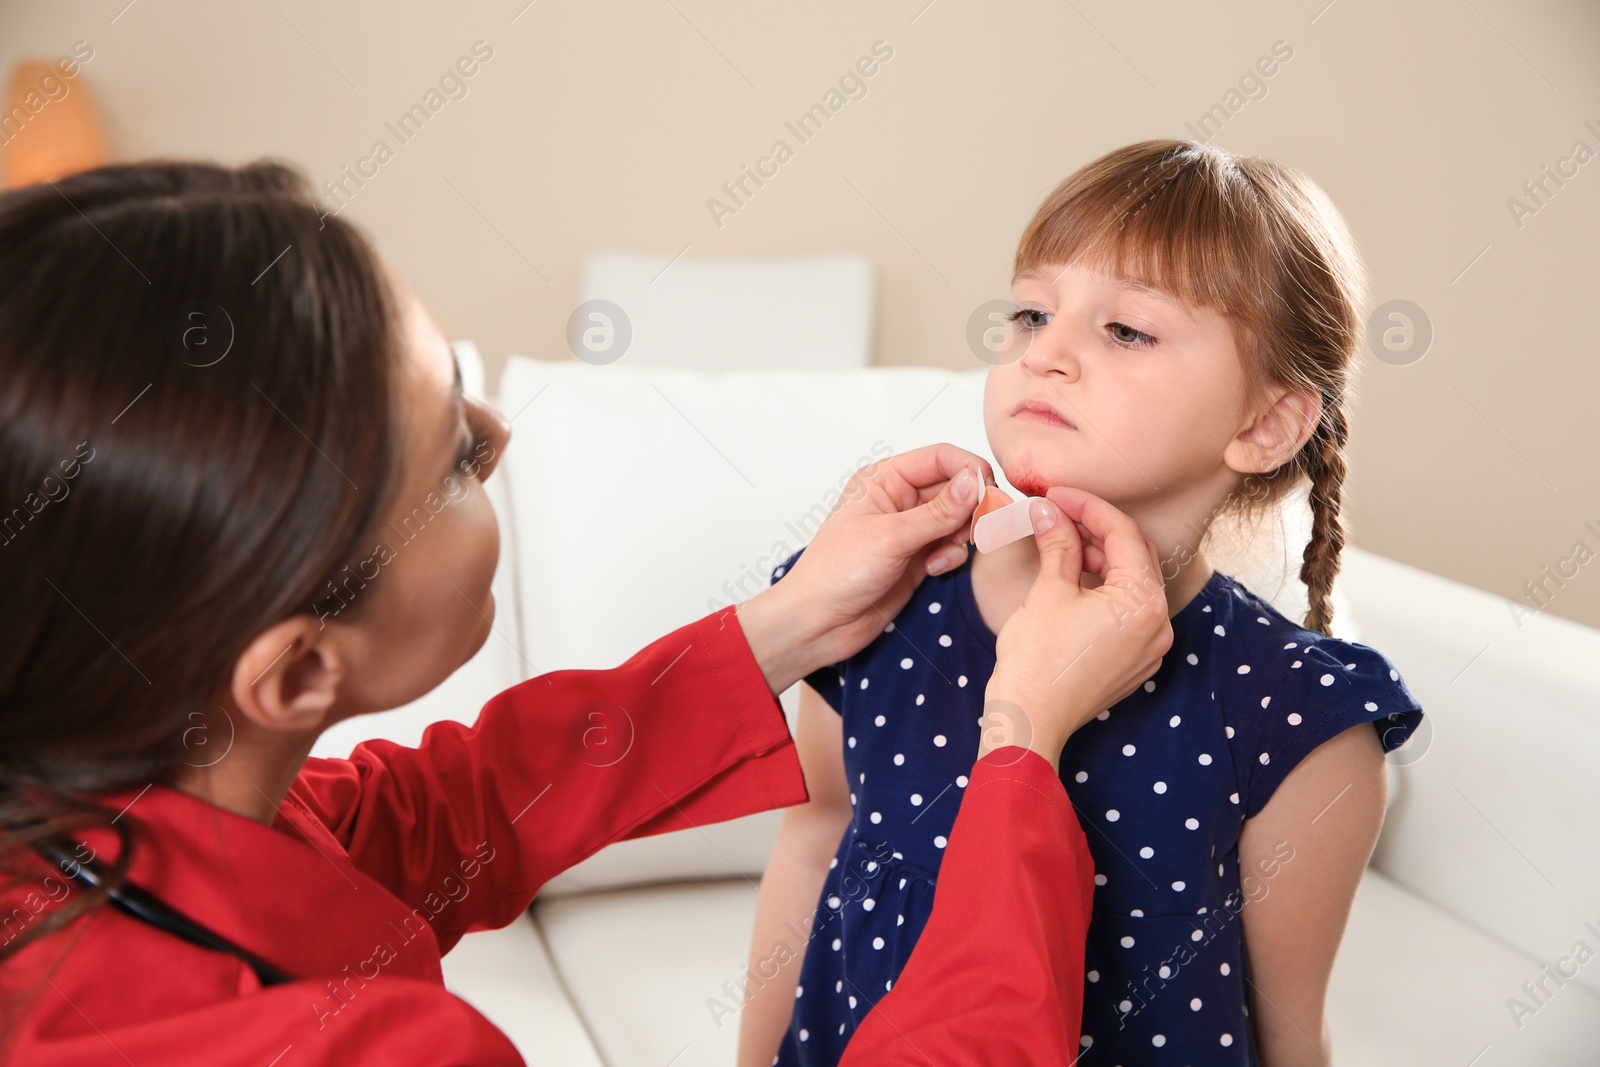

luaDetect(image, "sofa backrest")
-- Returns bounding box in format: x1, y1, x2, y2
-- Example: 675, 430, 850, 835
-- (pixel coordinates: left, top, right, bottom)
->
1342, 547, 1600, 999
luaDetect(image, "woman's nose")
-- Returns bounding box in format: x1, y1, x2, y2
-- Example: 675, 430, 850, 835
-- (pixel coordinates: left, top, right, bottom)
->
468, 396, 512, 482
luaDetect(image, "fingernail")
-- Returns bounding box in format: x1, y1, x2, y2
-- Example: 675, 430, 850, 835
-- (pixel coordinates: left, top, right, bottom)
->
928, 554, 950, 575
952, 468, 976, 504
1031, 497, 1059, 533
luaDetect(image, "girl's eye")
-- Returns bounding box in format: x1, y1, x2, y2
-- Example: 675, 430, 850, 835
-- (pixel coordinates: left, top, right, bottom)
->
1005, 308, 1051, 331
1107, 321, 1156, 348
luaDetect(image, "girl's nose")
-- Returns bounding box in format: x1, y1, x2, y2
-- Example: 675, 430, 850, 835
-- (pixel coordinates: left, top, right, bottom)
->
1018, 318, 1082, 382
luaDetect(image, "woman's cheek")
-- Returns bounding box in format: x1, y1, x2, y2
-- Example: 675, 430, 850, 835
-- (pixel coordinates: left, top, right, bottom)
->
460, 491, 501, 602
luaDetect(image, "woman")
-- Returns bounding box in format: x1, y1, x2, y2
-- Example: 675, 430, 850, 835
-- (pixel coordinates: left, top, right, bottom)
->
0, 160, 1170, 1065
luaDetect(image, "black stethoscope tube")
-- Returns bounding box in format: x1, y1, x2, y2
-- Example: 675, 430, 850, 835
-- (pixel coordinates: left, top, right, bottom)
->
32, 836, 294, 987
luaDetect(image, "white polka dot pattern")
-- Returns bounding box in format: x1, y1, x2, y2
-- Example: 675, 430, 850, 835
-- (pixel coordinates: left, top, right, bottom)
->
767, 547, 1423, 1065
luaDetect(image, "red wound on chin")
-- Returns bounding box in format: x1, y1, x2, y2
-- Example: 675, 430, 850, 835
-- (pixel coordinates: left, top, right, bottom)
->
1010, 472, 1052, 499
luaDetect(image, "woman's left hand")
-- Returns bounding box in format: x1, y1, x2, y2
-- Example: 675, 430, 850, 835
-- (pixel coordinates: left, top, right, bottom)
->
738, 444, 993, 691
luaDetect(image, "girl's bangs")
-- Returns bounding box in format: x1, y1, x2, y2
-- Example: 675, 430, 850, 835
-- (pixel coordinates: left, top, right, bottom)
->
1012, 151, 1274, 323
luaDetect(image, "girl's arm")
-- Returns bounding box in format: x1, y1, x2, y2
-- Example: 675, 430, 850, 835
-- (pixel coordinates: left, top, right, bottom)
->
736, 682, 853, 1067
1238, 722, 1388, 1066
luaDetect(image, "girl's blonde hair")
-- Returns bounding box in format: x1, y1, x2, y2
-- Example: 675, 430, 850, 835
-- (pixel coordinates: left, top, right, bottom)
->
1014, 139, 1367, 635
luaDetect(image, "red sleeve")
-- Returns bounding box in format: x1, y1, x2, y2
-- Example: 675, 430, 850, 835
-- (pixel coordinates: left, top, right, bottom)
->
10, 978, 527, 1067
286, 605, 808, 954
839, 747, 1094, 1066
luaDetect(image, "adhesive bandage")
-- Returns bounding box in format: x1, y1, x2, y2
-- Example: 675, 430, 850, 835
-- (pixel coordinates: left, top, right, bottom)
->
969, 484, 1045, 554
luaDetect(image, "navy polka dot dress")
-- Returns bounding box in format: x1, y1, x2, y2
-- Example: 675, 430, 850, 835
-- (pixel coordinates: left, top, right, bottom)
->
767, 547, 1424, 1066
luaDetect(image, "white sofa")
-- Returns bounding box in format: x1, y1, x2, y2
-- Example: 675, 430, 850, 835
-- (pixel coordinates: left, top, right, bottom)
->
314, 351, 1600, 1066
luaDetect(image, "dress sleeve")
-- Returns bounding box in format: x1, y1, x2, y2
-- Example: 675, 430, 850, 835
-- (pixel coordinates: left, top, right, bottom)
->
770, 546, 847, 714
1231, 637, 1424, 819
841, 747, 1094, 1064
286, 604, 808, 955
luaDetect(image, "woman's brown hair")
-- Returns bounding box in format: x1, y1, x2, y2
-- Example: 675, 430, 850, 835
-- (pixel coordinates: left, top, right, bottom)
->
1013, 139, 1368, 635
0, 159, 402, 965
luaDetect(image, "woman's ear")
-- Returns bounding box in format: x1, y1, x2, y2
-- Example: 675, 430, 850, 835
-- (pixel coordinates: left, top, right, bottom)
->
229, 616, 345, 733
1224, 387, 1322, 476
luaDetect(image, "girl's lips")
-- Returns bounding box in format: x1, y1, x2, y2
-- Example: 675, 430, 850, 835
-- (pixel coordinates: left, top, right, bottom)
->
1013, 404, 1075, 430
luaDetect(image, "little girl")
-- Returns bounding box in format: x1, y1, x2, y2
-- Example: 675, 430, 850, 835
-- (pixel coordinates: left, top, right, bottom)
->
743, 140, 1425, 1066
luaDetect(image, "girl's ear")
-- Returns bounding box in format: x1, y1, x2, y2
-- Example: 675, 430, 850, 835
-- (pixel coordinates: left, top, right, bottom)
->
1224, 386, 1323, 476
229, 616, 345, 733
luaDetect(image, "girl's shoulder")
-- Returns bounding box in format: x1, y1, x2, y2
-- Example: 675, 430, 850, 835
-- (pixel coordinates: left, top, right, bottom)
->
1198, 570, 1403, 681
1200, 572, 1426, 818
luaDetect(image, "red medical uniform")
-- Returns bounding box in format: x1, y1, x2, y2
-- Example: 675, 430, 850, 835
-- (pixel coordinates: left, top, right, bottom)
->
0, 604, 1094, 1065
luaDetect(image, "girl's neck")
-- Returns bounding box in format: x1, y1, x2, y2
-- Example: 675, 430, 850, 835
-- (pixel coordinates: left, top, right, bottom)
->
968, 501, 1217, 636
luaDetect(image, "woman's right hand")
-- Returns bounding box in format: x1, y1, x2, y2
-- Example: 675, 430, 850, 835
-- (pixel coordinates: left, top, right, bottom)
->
980, 487, 1174, 771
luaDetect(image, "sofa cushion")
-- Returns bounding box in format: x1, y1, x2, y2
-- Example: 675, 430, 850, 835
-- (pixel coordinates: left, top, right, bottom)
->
440, 915, 606, 1067
1328, 868, 1600, 1064
536, 880, 762, 1067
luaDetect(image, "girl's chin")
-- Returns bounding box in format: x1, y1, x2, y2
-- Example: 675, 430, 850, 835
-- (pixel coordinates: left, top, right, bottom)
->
1008, 472, 1055, 498
1000, 462, 1075, 500
1005, 468, 1126, 503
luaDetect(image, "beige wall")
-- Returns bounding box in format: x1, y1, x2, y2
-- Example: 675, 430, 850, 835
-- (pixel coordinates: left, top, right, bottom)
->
4, 0, 1598, 629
